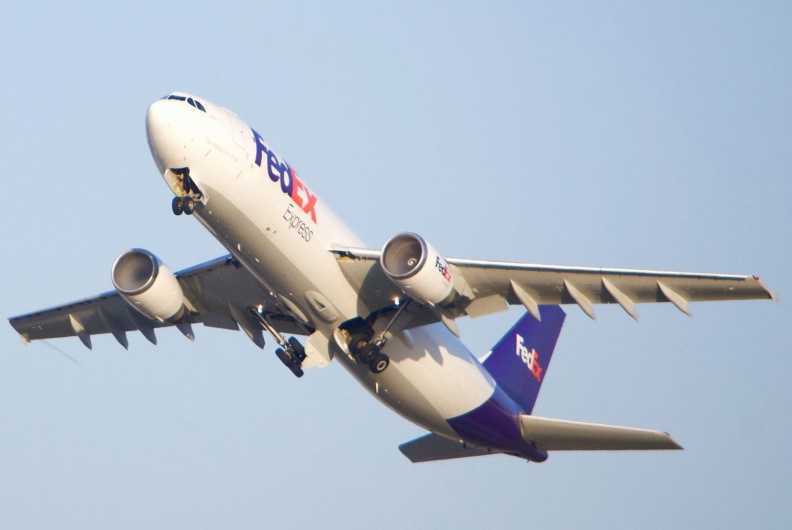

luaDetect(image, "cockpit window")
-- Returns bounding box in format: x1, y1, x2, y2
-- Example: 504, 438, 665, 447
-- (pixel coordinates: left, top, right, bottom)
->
163, 94, 207, 113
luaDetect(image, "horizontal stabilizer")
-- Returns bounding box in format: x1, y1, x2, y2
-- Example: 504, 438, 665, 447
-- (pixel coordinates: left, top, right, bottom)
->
399, 433, 500, 463
520, 415, 683, 451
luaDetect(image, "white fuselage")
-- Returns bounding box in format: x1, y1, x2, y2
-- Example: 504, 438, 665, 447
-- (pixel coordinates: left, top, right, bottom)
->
146, 94, 497, 438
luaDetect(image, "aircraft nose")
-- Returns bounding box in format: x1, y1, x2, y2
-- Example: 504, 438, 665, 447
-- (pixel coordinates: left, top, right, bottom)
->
146, 99, 188, 174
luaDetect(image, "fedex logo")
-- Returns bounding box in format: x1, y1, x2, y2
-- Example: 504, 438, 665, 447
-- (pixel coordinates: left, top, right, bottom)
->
252, 128, 317, 223
435, 256, 451, 282
516, 334, 542, 382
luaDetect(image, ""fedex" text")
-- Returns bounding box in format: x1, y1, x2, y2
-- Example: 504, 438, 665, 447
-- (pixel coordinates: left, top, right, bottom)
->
435, 256, 451, 282
252, 128, 318, 223
516, 334, 543, 382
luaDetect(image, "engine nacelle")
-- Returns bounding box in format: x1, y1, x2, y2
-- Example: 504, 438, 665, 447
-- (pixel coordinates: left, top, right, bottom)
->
111, 249, 185, 322
380, 232, 456, 307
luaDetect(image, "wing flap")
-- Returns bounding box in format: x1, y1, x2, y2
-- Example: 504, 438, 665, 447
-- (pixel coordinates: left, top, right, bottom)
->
520, 415, 683, 451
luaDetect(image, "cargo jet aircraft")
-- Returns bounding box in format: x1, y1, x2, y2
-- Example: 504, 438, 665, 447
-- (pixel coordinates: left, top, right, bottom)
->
9, 93, 776, 463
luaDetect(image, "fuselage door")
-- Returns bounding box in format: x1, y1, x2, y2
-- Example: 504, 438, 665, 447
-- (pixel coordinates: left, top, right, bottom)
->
226, 109, 248, 149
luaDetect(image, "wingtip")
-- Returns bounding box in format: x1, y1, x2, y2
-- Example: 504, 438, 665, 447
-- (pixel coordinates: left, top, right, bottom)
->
765, 285, 778, 303
751, 276, 777, 302
664, 433, 684, 450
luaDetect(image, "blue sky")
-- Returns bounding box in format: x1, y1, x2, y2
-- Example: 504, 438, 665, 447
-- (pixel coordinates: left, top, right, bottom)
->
2, 2, 791, 528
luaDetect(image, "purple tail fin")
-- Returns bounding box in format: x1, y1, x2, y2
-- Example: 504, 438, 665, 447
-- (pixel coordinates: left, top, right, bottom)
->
482, 306, 566, 414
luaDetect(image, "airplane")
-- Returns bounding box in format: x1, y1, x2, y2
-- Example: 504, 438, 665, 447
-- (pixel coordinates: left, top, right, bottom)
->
9, 92, 776, 463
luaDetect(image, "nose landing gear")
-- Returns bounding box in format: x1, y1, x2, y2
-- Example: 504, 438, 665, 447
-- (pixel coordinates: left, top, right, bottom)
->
170, 168, 202, 216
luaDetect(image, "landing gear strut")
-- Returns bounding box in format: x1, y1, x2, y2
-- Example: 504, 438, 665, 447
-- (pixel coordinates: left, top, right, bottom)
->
249, 307, 306, 378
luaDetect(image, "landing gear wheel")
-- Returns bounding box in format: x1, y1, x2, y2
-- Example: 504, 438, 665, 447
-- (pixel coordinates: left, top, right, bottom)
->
172, 196, 184, 215
275, 347, 291, 367
248, 309, 308, 379
348, 331, 370, 356
358, 343, 379, 364
275, 348, 304, 378
287, 336, 306, 363
182, 196, 195, 215
370, 353, 390, 374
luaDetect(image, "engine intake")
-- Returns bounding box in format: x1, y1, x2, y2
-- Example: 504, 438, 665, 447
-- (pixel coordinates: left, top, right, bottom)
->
380, 233, 455, 307
111, 249, 185, 322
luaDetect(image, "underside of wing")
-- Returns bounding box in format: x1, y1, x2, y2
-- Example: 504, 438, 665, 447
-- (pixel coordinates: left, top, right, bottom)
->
520, 415, 683, 451
448, 257, 776, 320
9, 254, 312, 348
330, 246, 775, 322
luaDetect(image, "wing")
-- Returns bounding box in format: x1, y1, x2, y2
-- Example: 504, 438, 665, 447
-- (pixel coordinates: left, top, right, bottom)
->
330, 246, 776, 322
9, 255, 313, 349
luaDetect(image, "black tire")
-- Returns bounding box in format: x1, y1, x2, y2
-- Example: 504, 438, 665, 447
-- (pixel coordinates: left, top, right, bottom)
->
275, 348, 292, 368
287, 336, 306, 362
370, 353, 390, 374
358, 343, 379, 364
276, 347, 304, 378
348, 331, 370, 356
182, 196, 195, 215
172, 196, 183, 215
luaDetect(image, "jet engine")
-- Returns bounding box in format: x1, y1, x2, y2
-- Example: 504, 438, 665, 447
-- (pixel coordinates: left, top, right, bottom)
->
111, 249, 185, 322
380, 232, 456, 307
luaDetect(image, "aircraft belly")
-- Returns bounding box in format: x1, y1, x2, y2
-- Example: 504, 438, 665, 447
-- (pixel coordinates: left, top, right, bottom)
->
385, 324, 496, 418
332, 351, 459, 438
333, 323, 497, 436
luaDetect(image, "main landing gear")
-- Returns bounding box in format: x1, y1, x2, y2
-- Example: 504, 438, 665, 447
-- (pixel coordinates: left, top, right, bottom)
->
171, 168, 202, 216
248, 307, 306, 378
348, 329, 390, 374
343, 300, 413, 375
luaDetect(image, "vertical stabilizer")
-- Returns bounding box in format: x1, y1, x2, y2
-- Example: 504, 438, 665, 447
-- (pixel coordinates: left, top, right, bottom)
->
482, 306, 565, 414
